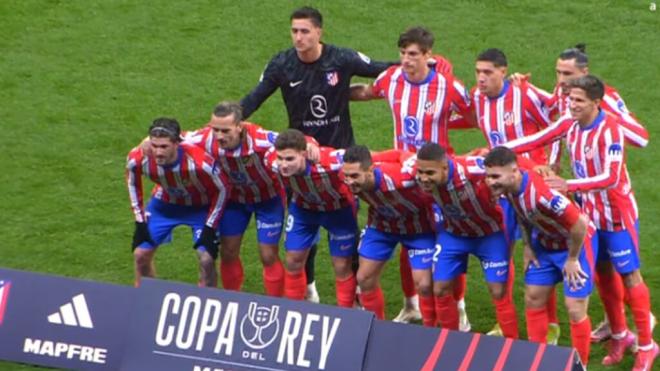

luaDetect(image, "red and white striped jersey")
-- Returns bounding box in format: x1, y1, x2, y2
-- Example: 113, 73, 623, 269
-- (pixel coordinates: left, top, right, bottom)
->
357, 155, 435, 235
126, 143, 229, 227
505, 111, 638, 231
184, 122, 284, 204
265, 147, 355, 212
545, 83, 649, 148
372, 66, 471, 154
509, 170, 582, 250
472, 80, 557, 165
423, 156, 504, 237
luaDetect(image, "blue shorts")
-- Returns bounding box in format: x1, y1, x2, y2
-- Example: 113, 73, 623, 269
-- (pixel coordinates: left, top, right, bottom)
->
284, 204, 357, 257
432, 230, 510, 283
595, 221, 640, 274
219, 195, 285, 245
140, 198, 211, 252
499, 197, 520, 243
525, 231, 598, 298
358, 227, 435, 270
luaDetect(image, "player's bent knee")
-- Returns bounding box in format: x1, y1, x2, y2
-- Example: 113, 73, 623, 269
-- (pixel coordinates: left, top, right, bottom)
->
489, 284, 506, 300
621, 269, 642, 287
133, 248, 155, 265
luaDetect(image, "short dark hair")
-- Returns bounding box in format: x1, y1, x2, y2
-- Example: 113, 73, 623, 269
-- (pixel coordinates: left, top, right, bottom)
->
568, 75, 605, 101
476, 48, 508, 67
213, 101, 243, 124
149, 117, 181, 142
290, 6, 323, 28
398, 26, 434, 52
559, 43, 588, 69
274, 129, 307, 151
417, 143, 447, 162
484, 146, 517, 167
343, 145, 372, 170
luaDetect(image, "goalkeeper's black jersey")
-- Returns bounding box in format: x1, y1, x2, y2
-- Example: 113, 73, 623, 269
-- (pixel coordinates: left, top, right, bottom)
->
241, 43, 391, 149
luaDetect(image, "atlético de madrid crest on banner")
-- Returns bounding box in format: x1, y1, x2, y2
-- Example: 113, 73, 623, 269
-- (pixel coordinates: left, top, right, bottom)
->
326, 71, 339, 86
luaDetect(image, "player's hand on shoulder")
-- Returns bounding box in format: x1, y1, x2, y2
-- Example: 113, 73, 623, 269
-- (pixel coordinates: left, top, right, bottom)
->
508, 72, 530, 87
306, 142, 320, 163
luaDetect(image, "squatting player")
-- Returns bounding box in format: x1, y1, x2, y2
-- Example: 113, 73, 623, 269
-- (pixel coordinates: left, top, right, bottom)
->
415, 143, 519, 338
126, 118, 229, 287
264, 129, 358, 308
342, 145, 436, 325
484, 146, 595, 366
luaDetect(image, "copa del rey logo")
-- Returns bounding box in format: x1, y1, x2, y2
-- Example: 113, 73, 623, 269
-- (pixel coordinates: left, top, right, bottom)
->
155, 293, 341, 370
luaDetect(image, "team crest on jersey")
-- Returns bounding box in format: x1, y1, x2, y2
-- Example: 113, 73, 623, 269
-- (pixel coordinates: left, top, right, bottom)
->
326, 71, 339, 86
424, 101, 436, 115
503, 111, 515, 126
617, 99, 628, 113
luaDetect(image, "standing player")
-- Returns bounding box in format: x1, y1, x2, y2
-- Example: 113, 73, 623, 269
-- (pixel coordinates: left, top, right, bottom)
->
183, 102, 290, 296
126, 118, 229, 287
415, 143, 519, 338
349, 26, 472, 327
342, 145, 436, 325
510, 44, 652, 344
264, 129, 358, 308
483, 146, 594, 366
504, 76, 658, 368
241, 7, 392, 301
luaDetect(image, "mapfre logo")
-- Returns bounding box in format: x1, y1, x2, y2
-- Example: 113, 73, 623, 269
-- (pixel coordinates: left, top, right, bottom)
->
240, 302, 280, 349
0, 280, 11, 326
48, 294, 94, 329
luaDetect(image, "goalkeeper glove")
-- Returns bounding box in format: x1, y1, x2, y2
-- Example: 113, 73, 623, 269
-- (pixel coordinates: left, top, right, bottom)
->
132, 222, 154, 251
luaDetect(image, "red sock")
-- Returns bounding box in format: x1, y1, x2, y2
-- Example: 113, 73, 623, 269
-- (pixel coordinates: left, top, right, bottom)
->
262, 260, 284, 297
399, 249, 416, 298
525, 307, 548, 343
493, 296, 519, 339
335, 274, 357, 308
435, 295, 459, 330
220, 259, 244, 291
546, 287, 559, 324
506, 258, 515, 302
361, 287, 385, 319
453, 273, 466, 301
419, 295, 436, 327
596, 270, 627, 334
284, 270, 306, 301
570, 317, 592, 366
627, 282, 653, 347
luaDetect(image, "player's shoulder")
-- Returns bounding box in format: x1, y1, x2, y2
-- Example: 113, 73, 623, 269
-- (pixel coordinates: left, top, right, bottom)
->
182, 142, 213, 162
126, 146, 145, 165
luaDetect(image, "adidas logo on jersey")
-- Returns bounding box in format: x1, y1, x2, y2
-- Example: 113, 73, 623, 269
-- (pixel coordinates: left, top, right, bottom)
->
47, 294, 94, 329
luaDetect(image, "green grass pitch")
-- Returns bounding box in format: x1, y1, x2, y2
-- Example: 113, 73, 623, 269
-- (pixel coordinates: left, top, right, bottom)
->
1, 1, 659, 369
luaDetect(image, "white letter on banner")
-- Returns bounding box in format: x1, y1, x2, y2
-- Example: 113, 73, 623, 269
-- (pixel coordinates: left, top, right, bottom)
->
156, 293, 180, 346
277, 311, 302, 365
176, 296, 202, 349
318, 317, 341, 370
296, 314, 319, 368
23, 338, 41, 354
196, 299, 222, 351
214, 302, 238, 355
